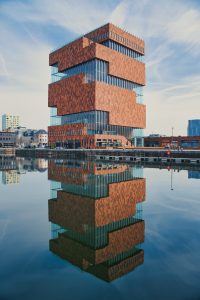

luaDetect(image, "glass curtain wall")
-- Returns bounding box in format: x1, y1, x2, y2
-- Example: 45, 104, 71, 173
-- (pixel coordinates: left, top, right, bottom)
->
102, 40, 144, 62
50, 109, 144, 140
51, 59, 144, 104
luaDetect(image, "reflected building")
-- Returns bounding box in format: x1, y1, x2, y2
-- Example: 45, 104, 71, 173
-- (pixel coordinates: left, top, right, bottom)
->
48, 160, 146, 282
34, 159, 48, 172
0, 158, 48, 184
188, 170, 200, 179
2, 170, 20, 185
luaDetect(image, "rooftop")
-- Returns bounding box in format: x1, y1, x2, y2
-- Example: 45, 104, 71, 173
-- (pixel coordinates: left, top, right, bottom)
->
50, 23, 144, 54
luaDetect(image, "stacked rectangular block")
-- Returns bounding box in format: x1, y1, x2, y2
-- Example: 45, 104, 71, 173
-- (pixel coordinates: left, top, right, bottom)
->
48, 160, 145, 281
48, 23, 146, 148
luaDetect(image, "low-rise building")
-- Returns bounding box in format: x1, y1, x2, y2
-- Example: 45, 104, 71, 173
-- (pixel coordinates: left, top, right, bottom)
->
0, 128, 48, 148
0, 131, 17, 147
33, 129, 48, 147
144, 135, 200, 149
15, 127, 36, 147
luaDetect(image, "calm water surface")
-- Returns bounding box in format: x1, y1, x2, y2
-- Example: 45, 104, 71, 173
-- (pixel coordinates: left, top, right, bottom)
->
0, 157, 200, 300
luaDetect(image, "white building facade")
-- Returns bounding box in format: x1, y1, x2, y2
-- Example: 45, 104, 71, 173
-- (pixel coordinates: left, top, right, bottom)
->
2, 114, 20, 130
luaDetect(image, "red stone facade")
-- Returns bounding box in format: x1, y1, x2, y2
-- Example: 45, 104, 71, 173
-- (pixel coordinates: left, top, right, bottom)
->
48, 160, 129, 184
85, 23, 145, 54
48, 23, 146, 149
49, 40, 145, 84
48, 126, 133, 148
48, 76, 145, 127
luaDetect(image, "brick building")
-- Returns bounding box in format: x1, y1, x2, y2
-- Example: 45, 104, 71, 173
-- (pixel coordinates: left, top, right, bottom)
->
144, 135, 200, 149
48, 23, 145, 149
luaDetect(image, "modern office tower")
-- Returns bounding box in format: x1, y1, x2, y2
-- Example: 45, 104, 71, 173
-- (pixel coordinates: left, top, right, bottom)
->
2, 114, 19, 130
188, 120, 200, 136
48, 160, 146, 281
48, 23, 146, 149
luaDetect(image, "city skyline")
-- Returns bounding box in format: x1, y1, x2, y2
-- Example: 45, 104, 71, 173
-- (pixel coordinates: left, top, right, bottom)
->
0, 0, 200, 135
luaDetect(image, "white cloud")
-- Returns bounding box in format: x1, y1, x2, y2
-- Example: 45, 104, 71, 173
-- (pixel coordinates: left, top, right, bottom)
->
145, 74, 200, 135
0, 17, 50, 129
0, 0, 111, 34
166, 8, 200, 55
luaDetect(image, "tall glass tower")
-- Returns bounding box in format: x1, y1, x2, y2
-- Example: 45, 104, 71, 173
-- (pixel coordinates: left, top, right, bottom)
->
188, 120, 200, 136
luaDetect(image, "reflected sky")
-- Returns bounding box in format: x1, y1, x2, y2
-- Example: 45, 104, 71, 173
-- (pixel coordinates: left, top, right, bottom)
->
0, 157, 200, 300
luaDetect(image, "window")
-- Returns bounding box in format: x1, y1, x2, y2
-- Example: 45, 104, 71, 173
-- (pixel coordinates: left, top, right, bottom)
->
50, 58, 143, 103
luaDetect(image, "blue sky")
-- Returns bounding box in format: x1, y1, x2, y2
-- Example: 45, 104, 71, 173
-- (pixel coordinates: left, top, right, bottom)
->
0, 0, 200, 135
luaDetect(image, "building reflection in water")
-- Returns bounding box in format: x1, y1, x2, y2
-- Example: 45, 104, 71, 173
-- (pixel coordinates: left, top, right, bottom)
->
48, 159, 146, 282
0, 157, 48, 184
188, 170, 200, 179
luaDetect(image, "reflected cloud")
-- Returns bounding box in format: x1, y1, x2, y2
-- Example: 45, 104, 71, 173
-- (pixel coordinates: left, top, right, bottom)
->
0, 219, 10, 241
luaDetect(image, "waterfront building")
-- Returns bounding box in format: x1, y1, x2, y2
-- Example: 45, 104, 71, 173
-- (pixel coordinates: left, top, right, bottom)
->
188, 119, 200, 136
15, 128, 48, 148
2, 114, 19, 130
144, 135, 200, 149
15, 127, 35, 147
48, 23, 146, 149
33, 129, 48, 147
0, 131, 16, 147
0, 127, 47, 148
48, 160, 145, 281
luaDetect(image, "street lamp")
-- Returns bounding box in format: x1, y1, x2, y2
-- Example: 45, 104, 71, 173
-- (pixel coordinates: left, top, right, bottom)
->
171, 127, 174, 146
171, 168, 174, 191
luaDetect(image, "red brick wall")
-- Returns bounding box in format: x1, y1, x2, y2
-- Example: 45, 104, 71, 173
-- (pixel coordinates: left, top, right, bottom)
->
84, 23, 144, 54
48, 160, 89, 185
87, 250, 144, 282
144, 136, 200, 149
49, 37, 96, 72
48, 78, 145, 128
48, 160, 129, 177
95, 43, 145, 85
48, 179, 146, 231
48, 123, 134, 148
49, 38, 145, 85
95, 81, 146, 128
48, 74, 96, 115
49, 220, 144, 265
